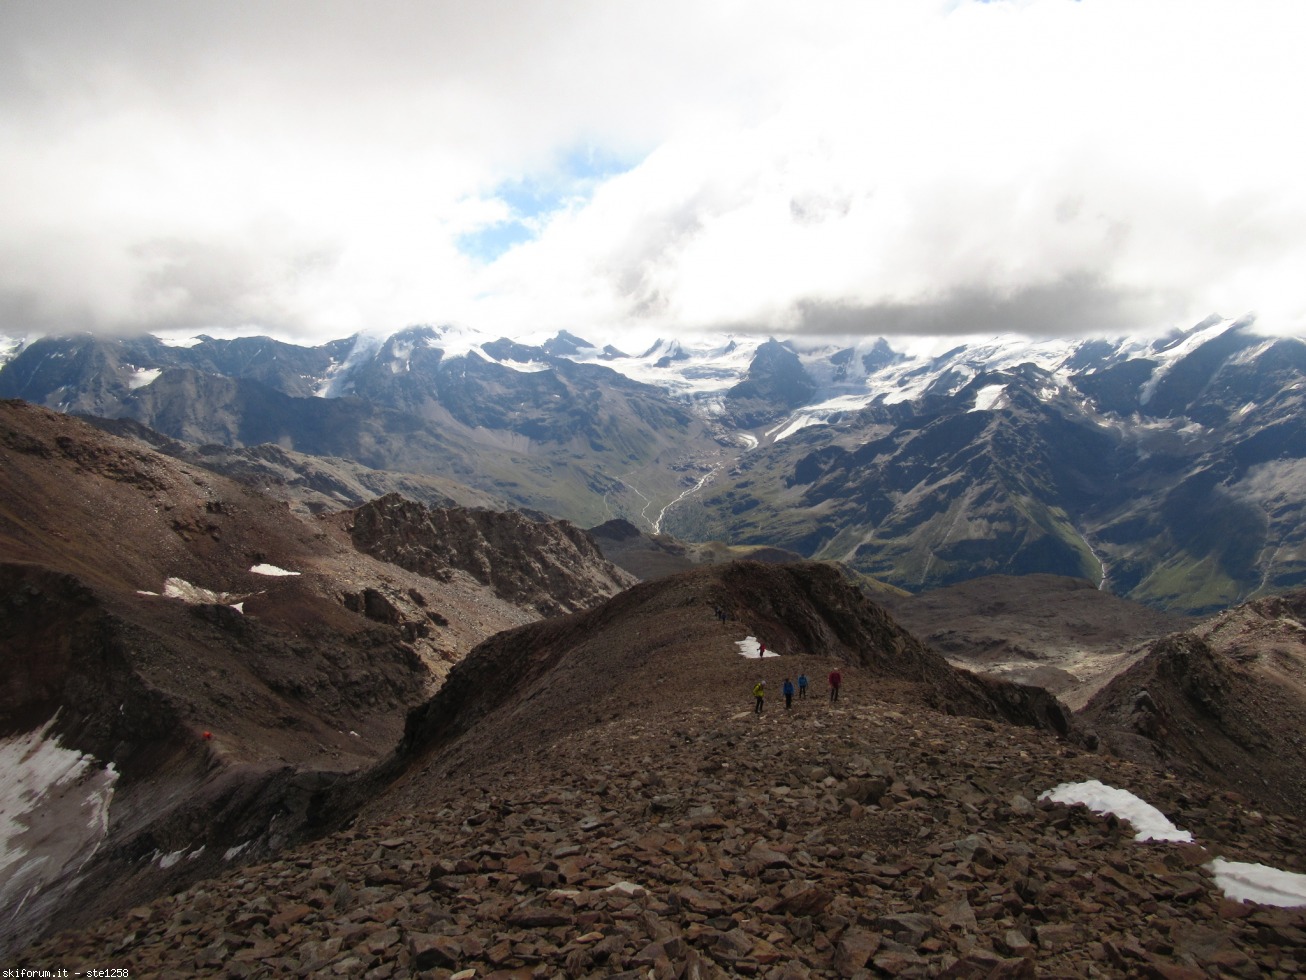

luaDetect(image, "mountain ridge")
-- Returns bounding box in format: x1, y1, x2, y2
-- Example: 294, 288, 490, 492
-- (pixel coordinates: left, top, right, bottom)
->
4, 319, 1306, 612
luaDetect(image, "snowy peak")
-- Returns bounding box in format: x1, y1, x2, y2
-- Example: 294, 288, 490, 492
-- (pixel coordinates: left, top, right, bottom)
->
539, 330, 597, 357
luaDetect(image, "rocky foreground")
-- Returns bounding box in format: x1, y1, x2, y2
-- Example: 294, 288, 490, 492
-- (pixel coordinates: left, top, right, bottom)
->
28, 674, 1306, 978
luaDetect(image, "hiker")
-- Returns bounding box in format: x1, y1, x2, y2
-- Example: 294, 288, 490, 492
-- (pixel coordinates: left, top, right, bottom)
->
828, 668, 842, 702
753, 680, 766, 714
797, 673, 808, 699
759, 641, 766, 657
782, 677, 795, 709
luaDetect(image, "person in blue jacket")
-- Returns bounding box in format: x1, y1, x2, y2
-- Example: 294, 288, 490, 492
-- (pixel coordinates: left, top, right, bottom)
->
797, 674, 808, 699
782, 677, 795, 709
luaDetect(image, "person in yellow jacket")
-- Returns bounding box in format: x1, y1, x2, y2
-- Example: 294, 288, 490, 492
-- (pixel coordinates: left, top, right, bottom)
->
753, 680, 765, 714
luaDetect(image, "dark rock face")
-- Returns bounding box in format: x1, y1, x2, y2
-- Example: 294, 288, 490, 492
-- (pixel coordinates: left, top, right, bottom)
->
340, 494, 636, 617
1080, 590, 1306, 819
724, 339, 818, 427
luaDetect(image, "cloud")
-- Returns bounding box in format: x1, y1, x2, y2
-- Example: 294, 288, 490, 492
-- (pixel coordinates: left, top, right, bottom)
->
1, 1, 1304, 343
794, 275, 1160, 339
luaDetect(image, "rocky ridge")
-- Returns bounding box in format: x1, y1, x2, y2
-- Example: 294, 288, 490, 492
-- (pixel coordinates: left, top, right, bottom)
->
28, 673, 1305, 978
1080, 588, 1306, 820
25, 561, 1306, 976
338, 495, 636, 618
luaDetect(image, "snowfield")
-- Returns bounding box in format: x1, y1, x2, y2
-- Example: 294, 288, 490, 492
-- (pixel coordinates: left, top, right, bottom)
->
1042, 780, 1306, 908
0, 719, 118, 917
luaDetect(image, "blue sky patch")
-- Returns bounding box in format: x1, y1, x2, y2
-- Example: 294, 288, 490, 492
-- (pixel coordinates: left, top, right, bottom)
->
458, 144, 637, 262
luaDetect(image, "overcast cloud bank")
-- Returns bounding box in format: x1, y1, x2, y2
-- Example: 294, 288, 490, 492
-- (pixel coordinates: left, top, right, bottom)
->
2, 1, 1303, 345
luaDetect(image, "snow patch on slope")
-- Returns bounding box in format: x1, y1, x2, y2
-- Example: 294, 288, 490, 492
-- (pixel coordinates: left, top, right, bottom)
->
162, 577, 236, 604
1041, 780, 1306, 908
970, 384, 1008, 413
249, 563, 300, 577
127, 367, 162, 389
0, 718, 118, 916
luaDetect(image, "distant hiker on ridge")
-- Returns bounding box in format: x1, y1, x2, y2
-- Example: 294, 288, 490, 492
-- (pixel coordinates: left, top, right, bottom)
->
783, 677, 794, 709
828, 668, 842, 702
797, 673, 808, 699
753, 680, 766, 714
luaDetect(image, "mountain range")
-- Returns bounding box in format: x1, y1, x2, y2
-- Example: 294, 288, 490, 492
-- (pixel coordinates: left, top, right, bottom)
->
4, 316, 1304, 613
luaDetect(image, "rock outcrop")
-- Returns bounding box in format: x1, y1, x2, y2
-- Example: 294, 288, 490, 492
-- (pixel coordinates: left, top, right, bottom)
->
1081, 590, 1306, 819
338, 494, 637, 618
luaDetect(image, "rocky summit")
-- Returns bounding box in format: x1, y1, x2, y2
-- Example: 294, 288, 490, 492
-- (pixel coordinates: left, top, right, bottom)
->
22, 563, 1306, 978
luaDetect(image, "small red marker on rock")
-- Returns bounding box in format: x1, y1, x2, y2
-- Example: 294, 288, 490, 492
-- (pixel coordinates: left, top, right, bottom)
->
202, 731, 213, 740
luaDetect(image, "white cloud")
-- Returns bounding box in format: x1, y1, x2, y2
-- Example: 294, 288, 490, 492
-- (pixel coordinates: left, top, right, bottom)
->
1, 0, 1304, 343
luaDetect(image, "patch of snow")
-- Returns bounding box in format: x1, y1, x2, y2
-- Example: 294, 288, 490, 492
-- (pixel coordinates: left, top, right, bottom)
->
736, 636, 780, 659
0, 718, 118, 913
970, 384, 1008, 413
1041, 780, 1306, 908
315, 331, 385, 397
1208, 858, 1306, 908
1140, 318, 1236, 405
500, 359, 552, 373
0, 334, 27, 366
230, 602, 244, 614
152, 331, 205, 348
223, 842, 251, 861
249, 564, 300, 577
127, 367, 162, 389
163, 577, 233, 603
768, 414, 826, 442
1039, 780, 1194, 842
156, 848, 187, 870
736, 433, 759, 450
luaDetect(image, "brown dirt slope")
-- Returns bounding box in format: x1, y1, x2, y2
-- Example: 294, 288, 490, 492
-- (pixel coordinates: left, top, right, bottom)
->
26, 562, 1306, 977
1081, 589, 1306, 820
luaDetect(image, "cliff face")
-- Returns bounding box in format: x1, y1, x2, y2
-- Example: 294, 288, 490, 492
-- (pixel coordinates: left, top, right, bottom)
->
1080, 591, 1306, 818
339, 493, 637, 617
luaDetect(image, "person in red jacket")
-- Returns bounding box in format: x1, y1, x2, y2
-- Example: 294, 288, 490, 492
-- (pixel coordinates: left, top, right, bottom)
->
828, 668, 842, 702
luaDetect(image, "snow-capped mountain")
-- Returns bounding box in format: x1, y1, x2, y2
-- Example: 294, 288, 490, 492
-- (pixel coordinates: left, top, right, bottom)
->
2, 316, 1304, 612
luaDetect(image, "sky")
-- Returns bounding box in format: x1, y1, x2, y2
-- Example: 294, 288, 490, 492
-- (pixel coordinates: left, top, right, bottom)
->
2, 0, 1304, 347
